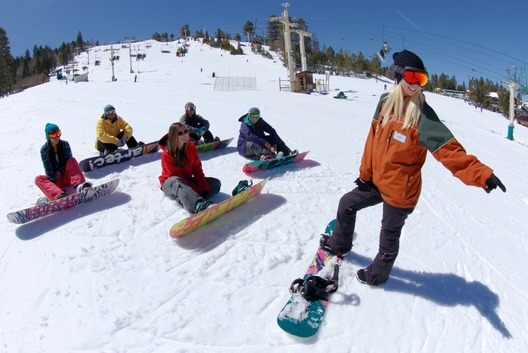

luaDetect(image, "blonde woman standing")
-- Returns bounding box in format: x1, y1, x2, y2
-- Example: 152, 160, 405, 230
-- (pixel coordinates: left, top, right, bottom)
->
320, 50, 506, 286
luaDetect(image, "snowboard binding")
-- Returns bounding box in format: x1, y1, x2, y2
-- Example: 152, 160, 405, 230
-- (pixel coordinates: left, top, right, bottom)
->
232, 180, 253, 196
289, 264, 339, 301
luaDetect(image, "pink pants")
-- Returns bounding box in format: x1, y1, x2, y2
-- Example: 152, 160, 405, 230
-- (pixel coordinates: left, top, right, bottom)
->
35, 158, 86, 200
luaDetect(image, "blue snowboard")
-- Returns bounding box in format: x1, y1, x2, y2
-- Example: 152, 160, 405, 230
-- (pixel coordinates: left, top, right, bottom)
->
242, 151, 310, 173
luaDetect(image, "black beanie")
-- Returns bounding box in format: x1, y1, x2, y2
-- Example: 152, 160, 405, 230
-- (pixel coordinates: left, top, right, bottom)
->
393, 50, 425, 83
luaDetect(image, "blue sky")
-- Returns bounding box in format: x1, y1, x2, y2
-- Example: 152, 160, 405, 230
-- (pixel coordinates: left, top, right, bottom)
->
1, 0, 527, 91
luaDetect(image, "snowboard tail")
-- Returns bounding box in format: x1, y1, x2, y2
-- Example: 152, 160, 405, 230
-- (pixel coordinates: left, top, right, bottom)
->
277, 219, 342, 337
169, 178, 269, 238
7, 179, 120, 224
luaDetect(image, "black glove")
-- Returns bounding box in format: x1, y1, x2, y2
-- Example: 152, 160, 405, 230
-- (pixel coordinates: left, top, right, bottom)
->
354, 178, 371, 192
485, 173, 506, 193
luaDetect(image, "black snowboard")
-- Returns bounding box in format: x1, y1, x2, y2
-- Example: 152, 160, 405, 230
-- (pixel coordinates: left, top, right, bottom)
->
79, 141, 159, 172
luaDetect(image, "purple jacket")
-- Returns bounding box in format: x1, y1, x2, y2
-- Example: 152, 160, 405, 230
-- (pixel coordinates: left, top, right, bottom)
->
237, 114, 279, 155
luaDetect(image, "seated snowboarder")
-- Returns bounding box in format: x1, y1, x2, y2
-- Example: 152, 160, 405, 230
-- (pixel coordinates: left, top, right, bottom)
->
95, 104, 143, 155
237, 107, 296, 161
158, 122, 221, 214
179, 102, 219, 144
35, 123, 92, 202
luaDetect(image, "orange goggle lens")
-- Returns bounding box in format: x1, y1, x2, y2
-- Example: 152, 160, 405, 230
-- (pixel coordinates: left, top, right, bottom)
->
403, 69, 428, 87
48, 130, 62, 139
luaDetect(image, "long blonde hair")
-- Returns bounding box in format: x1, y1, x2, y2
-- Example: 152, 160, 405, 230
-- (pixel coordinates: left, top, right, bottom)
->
167, 122, 188, 167
380, 84, 424, 129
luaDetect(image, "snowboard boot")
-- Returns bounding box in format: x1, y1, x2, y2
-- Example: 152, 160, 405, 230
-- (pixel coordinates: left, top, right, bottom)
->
232, 180, 253, 196
276, 151, 284, 159
36, 196, 49, 205
55, 193, 68, 200
356, 269, 368, 284
75, 182, 93, 193
194, 200, 215, 214
356, 268, 381, 286
319, 234, 349, 258
260, 154, 274, 161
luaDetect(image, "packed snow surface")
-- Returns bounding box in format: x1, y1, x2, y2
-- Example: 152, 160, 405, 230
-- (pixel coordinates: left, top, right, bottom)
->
1, 39, 527, 352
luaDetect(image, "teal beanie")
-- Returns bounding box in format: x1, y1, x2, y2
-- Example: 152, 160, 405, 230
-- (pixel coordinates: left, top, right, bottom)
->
45, 123, 60, 140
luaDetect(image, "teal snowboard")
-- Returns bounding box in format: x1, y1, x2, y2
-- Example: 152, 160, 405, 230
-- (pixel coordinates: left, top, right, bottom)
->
277, 219, 342, 337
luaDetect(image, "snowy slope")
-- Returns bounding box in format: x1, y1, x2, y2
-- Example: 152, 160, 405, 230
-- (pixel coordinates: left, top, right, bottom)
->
1, 39, 527, 352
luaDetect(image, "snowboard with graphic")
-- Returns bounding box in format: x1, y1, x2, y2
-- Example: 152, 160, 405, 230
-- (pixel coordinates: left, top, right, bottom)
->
277, 219, 343, 337
242, 151, 310, 174
170, 178, 268, 238
7, 179, 120, 224
79, 141, 159, 172
196, 137, 233, 153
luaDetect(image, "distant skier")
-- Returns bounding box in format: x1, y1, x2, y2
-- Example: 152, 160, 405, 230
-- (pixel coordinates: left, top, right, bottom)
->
320, 50, 506, 286
35, 123, 92, 201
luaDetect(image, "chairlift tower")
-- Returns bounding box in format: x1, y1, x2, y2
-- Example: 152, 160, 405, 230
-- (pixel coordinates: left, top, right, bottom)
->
501, 79, 521, 140
270, 3, 298, 89
294, 29, 312, 72
110, 44, 116, 81
125, 36, 135, 73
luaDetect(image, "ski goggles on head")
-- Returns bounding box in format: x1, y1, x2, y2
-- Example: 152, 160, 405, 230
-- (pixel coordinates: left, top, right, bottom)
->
395, 66, 429, 87
185, 105, 196, 111
105, 109, 115, 115
48, 130, 62, 139
249, 112, 260, 119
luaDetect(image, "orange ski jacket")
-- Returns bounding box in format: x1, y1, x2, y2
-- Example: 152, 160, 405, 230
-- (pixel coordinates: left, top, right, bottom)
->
359, 93, 493, 208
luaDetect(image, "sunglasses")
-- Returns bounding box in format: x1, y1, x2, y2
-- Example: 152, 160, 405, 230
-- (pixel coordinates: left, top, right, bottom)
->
185, 105, 195, 111
48, 130, 62, 139
177, 129, 189, 136
396, 66, 429, 87
249, 112, 260, 119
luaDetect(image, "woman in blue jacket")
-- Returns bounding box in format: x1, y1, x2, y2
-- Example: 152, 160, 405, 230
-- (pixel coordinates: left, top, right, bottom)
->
237, 107, 296, 160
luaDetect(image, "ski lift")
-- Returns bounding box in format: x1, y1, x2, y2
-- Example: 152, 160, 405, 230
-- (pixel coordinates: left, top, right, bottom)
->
368, 37, 378, 60
376, 25, 392, 62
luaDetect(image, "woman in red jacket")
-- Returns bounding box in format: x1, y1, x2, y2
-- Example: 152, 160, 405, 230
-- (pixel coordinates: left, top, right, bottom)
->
320, 50, 506, 286
159, 122, 221, 214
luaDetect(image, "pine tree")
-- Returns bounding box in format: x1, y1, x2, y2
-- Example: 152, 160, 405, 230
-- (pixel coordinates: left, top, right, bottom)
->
76, 31, 83, 50
0, 27, 15, 97
243, 20, 254, 42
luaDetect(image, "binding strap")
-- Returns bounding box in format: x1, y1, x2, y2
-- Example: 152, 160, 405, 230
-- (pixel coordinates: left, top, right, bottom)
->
289, 265, 339, 301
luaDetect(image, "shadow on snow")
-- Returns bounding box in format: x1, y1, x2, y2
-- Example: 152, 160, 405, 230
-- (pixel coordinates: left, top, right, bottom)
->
345, 252, 512, 339
173, 193, 286, 252
15, 192, 131, 240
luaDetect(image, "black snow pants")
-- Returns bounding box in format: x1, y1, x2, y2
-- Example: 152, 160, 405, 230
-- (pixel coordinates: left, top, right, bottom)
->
329, 185, 414, 285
